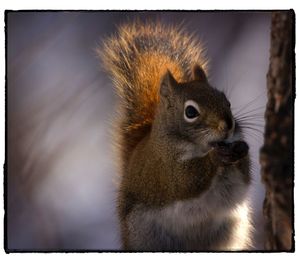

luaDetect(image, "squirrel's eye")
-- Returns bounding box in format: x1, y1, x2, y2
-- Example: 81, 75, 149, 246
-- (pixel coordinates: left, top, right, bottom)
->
185, 106, 199, 118
184, 100, 200, 123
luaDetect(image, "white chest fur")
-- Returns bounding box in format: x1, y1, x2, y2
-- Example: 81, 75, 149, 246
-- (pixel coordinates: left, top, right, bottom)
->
126, 168, 253, 251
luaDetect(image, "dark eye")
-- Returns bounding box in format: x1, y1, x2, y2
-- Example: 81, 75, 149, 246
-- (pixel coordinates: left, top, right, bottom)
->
184, 100, 200, 123
185, 105, 200, 119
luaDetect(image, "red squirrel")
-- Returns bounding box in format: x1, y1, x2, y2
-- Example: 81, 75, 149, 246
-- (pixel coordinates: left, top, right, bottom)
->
99, 22, 252, 251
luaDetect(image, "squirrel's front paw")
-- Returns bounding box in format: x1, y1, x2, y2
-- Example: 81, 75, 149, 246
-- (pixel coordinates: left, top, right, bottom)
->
211, 141, 249, 164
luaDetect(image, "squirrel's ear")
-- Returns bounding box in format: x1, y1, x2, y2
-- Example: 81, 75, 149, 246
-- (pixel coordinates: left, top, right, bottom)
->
160, 70, 178, 97
193, 65, 208, 82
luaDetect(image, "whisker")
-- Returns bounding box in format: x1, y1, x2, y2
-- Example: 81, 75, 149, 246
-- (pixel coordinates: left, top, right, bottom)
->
236, 119, 264, 125
236, 119, 265, 124
239, 124, 264, 135
240, 125, 264, 132
233, 103, 265, 113
236, 121, 265, 127
231, 91, 267, 116
235, 117, 265, 124
234, 110, 265, 120
244, 134, 261, 143
241, 127, 264, 136
237, 123, 265, 129
234, 106, 266, 119
235, 113, 265, 121
243, 131, 263, 143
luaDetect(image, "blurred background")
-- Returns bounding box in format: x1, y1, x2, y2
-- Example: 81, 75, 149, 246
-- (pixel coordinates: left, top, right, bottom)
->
6, 11, 271, 251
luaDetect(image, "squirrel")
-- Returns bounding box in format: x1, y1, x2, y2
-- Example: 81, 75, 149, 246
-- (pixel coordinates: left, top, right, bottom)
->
99, 22, 253, 251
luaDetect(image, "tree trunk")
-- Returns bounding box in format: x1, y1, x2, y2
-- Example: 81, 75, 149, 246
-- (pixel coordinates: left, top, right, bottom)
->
260, 10, 294, 251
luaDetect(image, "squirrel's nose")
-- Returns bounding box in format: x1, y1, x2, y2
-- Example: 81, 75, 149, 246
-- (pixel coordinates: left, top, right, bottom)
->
225, 115, 233, 131
218, 116, 234, 132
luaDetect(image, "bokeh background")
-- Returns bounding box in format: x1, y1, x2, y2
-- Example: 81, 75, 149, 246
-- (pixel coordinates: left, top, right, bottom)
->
6, 11, 271, 251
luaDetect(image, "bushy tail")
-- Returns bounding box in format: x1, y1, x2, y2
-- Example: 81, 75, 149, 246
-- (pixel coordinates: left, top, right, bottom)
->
99, 22, 207, 170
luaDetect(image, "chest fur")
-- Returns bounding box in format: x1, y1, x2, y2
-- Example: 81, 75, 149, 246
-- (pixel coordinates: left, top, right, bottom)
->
125, 168, 252, 251
127, 199, 252, 251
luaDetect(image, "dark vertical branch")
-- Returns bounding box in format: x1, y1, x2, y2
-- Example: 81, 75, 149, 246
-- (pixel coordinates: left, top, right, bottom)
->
260, 11, 294, 251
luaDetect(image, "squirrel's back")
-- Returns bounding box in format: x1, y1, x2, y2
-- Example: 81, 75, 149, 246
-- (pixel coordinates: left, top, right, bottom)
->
99, 22, 208, 170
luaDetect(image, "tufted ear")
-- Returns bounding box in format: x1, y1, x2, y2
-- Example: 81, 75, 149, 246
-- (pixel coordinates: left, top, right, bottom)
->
193, 64, 208, 83
160, 70, 178, 97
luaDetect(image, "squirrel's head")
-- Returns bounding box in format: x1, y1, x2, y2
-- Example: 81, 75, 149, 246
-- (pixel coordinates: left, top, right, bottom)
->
158, 65, 236, 156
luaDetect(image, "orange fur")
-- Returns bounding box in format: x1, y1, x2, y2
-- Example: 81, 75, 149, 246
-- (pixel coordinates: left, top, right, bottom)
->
98, 22, 208, 172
